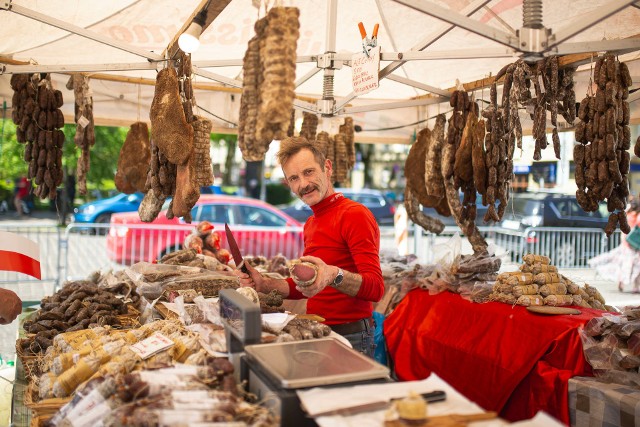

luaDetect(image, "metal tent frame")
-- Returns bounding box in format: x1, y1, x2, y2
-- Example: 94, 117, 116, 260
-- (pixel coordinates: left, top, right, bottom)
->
1, 0, 639, 119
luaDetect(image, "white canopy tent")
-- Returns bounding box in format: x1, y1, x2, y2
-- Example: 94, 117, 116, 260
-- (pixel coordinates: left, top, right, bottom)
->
0, 0, 639, 144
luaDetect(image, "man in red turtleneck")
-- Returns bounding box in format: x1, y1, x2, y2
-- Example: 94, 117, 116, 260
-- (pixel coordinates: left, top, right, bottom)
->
236, 136, 384, 357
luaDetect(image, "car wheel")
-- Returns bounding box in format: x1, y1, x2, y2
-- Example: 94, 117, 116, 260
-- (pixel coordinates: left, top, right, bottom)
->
555, 242, 576, 267
94, 213, 112, 235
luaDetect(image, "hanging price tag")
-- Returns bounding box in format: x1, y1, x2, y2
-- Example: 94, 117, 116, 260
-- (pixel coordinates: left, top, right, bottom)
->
351, 46, 380, 96
77, 115, 90, 129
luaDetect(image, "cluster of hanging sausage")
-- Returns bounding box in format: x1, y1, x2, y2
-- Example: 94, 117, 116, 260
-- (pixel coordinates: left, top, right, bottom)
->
238, 7, 300, 162
67, 74, 95, 195
11, 73, 65, 200
481, 84, 513, 224
305, 116, 355, 186
574, 54, 632, 236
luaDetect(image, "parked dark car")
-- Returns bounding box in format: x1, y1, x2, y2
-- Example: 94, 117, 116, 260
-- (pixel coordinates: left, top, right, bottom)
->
499, 193, 609, 230
280, 188, 396, 225
499, 192, 616, 266
421, 194, 490, 227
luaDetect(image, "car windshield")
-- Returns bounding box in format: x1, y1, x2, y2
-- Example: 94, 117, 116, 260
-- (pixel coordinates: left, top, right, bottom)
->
511, 198, 541, 216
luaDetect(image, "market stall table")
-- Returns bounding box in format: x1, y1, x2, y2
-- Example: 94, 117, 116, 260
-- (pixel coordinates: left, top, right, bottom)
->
384, 289, 603, 424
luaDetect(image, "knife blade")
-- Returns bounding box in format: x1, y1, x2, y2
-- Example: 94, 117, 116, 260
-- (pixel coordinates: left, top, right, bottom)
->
307, 390, 447, 417
225, 223, 248, 274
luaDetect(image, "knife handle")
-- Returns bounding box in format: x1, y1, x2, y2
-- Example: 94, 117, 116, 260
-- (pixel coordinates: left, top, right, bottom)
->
238, 260, 249, 274
421, 390, 446, 403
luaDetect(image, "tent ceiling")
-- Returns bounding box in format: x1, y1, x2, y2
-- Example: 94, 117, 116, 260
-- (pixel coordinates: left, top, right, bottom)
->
1, 0, 639, 142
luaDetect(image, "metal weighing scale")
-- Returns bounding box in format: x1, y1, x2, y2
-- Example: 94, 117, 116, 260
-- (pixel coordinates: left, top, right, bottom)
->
219, 290, 391, 426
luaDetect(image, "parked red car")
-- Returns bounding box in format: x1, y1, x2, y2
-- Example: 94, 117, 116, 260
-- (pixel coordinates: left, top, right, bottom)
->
106, 195, 304, 265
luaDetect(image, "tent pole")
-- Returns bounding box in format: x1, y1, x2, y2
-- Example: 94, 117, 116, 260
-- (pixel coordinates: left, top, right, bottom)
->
391, 0, 518, 49
317, 0, 338, 116
340, 97, 447, 114
295, 68, 322, 88
192, 66, 243, 88
554, 39, 640, 56
547, 0, 638, 50
1, 2, 163, 61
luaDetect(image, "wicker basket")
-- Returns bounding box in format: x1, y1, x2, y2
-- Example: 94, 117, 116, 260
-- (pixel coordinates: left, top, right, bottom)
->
24, 381, 72, 418
16, 337, 44, 381
30, 414, 54, 427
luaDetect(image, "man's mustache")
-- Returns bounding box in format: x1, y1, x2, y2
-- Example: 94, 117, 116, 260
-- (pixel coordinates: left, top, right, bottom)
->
299, 185, 316, 196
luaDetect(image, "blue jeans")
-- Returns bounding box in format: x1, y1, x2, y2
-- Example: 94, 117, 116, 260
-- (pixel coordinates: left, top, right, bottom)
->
342, 319, 375, 359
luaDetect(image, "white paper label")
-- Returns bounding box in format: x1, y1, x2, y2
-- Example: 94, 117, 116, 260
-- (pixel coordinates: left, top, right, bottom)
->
77, 115, 90, 128
67, 390, 108, 426
352, 46, 380, 96
129, 332, 174, 359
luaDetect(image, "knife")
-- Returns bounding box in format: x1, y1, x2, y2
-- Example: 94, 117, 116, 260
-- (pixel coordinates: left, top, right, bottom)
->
225, 223, 249, 274
307, 390, 447, 417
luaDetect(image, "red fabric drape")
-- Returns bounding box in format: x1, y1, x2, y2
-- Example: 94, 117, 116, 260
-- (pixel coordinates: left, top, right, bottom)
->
384, 290, 598, 424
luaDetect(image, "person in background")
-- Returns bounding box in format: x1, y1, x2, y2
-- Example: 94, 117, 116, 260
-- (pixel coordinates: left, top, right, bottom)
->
236, 137, 384, 357
13, 176, 29, 217
589, 196, 640, 293
0, 288, 22, 324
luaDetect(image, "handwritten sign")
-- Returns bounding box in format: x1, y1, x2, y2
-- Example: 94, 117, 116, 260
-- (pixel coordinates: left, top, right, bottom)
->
352, 46, 380, 96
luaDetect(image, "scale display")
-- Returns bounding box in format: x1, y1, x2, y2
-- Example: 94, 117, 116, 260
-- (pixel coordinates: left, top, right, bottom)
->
219, 289, 261, 352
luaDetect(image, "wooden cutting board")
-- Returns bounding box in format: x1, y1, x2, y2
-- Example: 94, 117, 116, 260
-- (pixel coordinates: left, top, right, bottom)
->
384, 411, 498, 427
527, 306, 581, 315
296, 314, 325, 322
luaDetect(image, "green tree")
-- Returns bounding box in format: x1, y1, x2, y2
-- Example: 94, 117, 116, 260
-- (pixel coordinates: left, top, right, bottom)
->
0, 116, 129, 201
61, 124, 128, 197
0, 119, 28, 180
211, 132, 237, 186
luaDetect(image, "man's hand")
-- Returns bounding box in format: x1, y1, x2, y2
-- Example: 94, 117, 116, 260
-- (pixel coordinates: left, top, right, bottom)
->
234, 262, 266, 292
234, 261, 291, 298
0, 288, 22, 325
297, 256, 338, 298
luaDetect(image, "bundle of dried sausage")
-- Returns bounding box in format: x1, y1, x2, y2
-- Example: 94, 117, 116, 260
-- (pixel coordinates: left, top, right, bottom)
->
192, 116, 214, 187
333, 133, 349, 185
116, 122, 151, 193
140, 141, 176, 222
403, 115, 447, 234
12, 73, 65, 200
300, 111, 319, 141
238, 17, 267, 161
150, 67, 194, 165
14, 73, 65, 200
574, 54, 632, 236
340, 117, 356, 169
481, 82, 512, 224
316, 131, 330, 158
256, 7, 300, 145
67, 74, 94, 196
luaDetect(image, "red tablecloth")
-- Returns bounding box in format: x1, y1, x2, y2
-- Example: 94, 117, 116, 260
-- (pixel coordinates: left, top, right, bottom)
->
384, 290, 600, 424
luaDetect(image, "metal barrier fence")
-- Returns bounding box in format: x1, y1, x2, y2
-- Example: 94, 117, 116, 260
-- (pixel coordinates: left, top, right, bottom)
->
412, 224, 621, 268
522, 227, 621, 268
0, 223, 625, 300
63, 223, 305, 281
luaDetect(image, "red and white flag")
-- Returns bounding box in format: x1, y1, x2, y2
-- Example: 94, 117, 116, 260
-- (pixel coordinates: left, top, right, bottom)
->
0, 231, 41, 280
